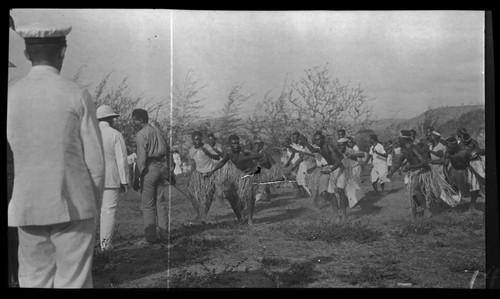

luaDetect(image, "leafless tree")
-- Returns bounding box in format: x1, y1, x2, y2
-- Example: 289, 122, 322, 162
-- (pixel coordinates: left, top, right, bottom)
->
287, 63, 375, 139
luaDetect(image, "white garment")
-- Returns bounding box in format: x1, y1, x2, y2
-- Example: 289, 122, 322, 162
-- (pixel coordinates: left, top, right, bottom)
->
99, 121, 129, 188
189, 144, 216, 174
369, 143, 390, 184
127, 153, 137, 165
296, 148, 311, 187
17, 219, 96, 288
468, 159, 485, 192
8, 65, 105, 227
100, 188, 120, 250
290, 143, 304, 164
430, 142, 447, 181
173, 153, 183, 175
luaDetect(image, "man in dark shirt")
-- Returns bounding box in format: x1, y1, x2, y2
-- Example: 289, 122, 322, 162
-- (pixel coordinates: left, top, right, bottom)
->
131, 109, 174, 244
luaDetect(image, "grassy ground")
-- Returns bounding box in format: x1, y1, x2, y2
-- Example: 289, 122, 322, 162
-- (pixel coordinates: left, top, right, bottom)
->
92, 169, 486, 289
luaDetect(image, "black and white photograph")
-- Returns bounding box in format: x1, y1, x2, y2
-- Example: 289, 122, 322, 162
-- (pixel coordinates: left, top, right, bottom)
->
7, 9, 496, 289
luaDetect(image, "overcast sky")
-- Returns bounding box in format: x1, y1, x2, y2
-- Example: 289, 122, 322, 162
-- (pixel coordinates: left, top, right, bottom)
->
8, 9, 485, 120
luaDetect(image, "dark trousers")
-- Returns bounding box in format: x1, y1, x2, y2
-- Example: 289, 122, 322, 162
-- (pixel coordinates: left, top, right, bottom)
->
141, 162, 169, 243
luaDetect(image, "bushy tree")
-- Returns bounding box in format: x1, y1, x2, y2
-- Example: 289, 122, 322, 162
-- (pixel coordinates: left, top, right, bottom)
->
215, 83, 253, 143
88, 72, 161, 153
166, 70, 206, 156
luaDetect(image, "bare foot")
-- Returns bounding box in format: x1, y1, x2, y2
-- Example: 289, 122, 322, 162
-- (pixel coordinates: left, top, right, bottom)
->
423, 209, 433, 219
468, 208, 483, 216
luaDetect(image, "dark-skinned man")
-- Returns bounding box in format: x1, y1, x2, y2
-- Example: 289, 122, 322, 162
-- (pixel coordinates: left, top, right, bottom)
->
187, 131, 221, 223
204, 134, 268, 225
131, 109, 174, 244
444, 135, 484, 215
387, 130, 433, 218
300, 131, 349, 222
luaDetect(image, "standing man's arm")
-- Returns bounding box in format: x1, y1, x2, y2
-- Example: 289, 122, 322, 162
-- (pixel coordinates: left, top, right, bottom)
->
136, 131, 148, 176
115, 132, 129, 195
80, 90, 105, 209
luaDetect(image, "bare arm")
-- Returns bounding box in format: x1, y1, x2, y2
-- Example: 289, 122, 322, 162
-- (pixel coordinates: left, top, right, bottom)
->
300, 137, 320, 154
285, 151, 295, 167
407, 146, 429, 171
325, 143, 343, 172
363, 153, 373, 167
200, 145, 220, 160
204, 154, 231, 177
429, 149, 445, 165
387, 155, 407, 178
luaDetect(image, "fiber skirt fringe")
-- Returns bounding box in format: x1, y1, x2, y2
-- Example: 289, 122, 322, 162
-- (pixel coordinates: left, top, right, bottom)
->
187, 170, 216, 220
405, 167, 460, 212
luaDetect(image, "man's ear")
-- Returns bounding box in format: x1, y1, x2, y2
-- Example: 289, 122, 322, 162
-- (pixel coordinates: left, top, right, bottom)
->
24, 50, 32, 62
60, 46, 67, 59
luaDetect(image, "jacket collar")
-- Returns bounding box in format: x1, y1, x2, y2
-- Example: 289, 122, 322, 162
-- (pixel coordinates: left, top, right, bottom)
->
29, 65, 60, 75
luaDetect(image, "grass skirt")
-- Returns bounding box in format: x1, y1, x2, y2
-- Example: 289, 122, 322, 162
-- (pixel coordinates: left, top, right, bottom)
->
405, 167, 461, 213
187, 170, 216, 221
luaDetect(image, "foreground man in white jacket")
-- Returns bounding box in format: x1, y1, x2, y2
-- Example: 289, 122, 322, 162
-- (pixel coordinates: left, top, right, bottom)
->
7, 23, 105, 288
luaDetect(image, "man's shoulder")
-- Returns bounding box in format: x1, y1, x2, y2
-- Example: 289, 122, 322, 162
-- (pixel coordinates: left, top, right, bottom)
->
136, 125, 152, 139
109, 126, 125, 138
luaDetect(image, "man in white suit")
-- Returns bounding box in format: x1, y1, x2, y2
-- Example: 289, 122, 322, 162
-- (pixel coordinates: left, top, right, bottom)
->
96, 105, 129, 252
7, 23, 105, 288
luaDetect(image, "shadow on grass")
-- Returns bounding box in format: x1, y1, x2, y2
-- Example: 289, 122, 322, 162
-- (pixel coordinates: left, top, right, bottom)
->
349, 187, 405, 219
167, 255, 327, 288
93, 235, 236, 288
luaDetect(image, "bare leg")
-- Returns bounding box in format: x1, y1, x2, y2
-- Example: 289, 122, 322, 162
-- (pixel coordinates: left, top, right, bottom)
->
313, 194, 320, 209
328, 192, 339, 218
414, 194, 432, 218
372, 181, 379, 192
468, 190, 482, 215
337, 189, 348, 223
380, 183, 385, 192
247, 195, 256, 225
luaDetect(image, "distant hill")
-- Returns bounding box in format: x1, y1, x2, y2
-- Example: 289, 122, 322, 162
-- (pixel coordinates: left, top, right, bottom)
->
366, 104, 485, 143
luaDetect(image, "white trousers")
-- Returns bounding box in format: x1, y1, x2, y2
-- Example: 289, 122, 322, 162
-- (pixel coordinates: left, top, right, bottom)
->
100, 188, 120, 250
17, 218, 95, 288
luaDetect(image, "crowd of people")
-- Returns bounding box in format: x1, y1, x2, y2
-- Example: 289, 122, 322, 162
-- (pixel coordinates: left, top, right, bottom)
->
180, 124, 485, 227
7, 21, 486, 289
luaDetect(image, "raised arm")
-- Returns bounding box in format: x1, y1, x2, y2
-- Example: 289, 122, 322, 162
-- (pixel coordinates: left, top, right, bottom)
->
300, 135, 320, 154
200, 145, 221, 160
204, 154, 231, 177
